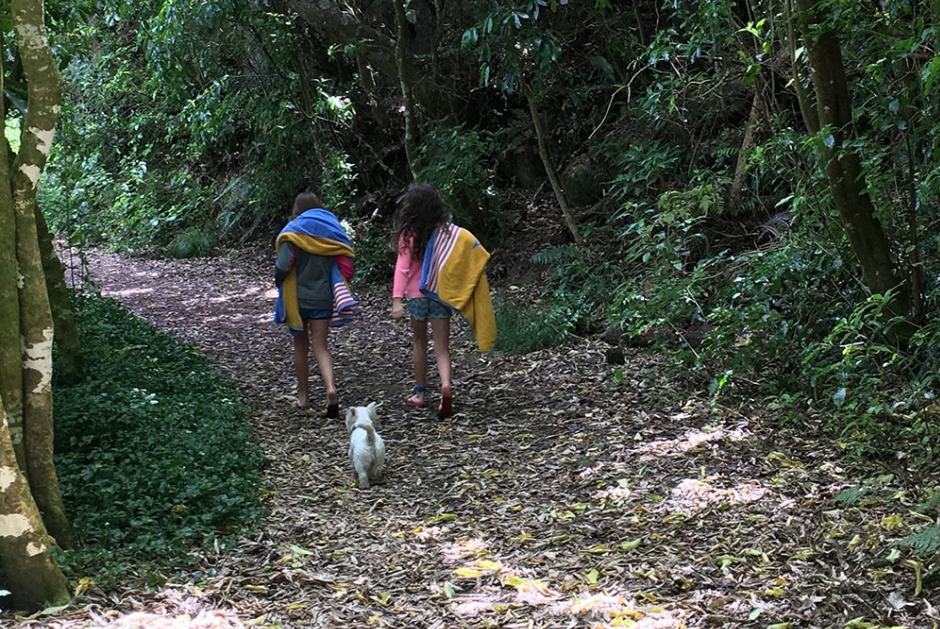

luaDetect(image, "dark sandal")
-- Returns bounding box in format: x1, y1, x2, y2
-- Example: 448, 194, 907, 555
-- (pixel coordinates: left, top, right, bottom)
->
325, 403, 339, 419
406, 385, 428, 408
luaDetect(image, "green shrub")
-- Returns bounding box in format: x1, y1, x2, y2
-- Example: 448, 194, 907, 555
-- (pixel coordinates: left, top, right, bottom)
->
167, 227, 215, 258
349, 219, 395, 286
494, 302, 571, 353
53, 294, 263, 583
414, 125, 509, 247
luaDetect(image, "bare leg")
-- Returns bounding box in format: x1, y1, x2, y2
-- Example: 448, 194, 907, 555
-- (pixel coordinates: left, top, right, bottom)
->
309, 318, 337, 407
293, 325, 310, 408
410, 317, 429, 405
430, 317, 452, 394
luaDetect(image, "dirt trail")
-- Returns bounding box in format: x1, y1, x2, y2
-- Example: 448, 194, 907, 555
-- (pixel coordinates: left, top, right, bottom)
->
18, 245, 934, 628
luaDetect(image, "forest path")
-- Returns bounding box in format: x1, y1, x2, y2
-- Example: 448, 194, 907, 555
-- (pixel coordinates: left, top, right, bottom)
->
40, 244, 929, 628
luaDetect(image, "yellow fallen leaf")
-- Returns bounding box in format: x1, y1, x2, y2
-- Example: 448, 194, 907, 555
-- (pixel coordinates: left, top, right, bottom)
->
429, 513, 457, 524
716, 555, 743, 568
764, 587, 785, 597
290, 544, 314, 556
503, 575, 529, 588
453, 567, 485, 578
619, 538, 643, 551
904, 559, 922, 597
881, 514, 903, 531
471, 559, 503, 572
370, 592, 391, 606
244, 615, 266, 627
74, 577, 95, 595
244, 584, 268, 592
585, 568, 599, 585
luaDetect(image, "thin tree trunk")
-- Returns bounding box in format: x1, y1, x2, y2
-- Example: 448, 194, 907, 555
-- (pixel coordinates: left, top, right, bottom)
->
785, 0, 818, 135
728, 88, 762, 206
0, 396, 70, 611
11, 0, 74, 549
0, 32, 26, 472
34, 206, 84, 385
392, 0, 419, 181
357, 55, 390, 131
795, 0, 908, 313
526, 91, 582, 245
631, 0, 648, 47
905, 136, 926, 325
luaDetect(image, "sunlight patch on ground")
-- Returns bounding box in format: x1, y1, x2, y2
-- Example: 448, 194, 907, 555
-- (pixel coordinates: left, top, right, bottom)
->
556, 591, 687, 628
593, 483, 633, 501
438, 539, 689, 627
635, 423, 750, 460
439, 537, 489, 561
109, 287, 154, 298
79, 588, 247, 628
660, 478, 768, 513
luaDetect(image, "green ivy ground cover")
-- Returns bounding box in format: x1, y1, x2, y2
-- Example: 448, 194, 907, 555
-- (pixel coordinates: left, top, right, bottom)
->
53, 293, 264, 584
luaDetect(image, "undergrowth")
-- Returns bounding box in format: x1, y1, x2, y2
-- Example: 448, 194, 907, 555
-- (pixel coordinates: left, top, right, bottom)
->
53, 293, 264, 587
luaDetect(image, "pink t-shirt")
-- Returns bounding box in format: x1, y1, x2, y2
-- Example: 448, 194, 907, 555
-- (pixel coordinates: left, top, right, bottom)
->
392, 235, 422, 299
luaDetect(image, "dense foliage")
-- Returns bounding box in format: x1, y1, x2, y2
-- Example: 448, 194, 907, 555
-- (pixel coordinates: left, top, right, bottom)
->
53, 293, 263, 584
34, 2, 940, 469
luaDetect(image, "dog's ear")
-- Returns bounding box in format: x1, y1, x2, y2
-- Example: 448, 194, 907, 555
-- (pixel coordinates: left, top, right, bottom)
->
345, 407, 356, 427
367, 401, 378, 420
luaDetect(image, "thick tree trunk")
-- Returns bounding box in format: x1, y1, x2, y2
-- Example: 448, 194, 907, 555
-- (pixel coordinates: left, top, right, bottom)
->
34, 206, 84, 385
795, 0, 908, 312
0, 39, 26, 472
11, 0, 74, 549
0, 396, 70, 611
392, 0, 419, 180
527, 91, 582, 245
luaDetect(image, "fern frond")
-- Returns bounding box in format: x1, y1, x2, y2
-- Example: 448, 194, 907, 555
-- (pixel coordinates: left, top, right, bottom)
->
833, 486, 862, 505
531, 244, 578, 265
916, 490, 940, 515
898, 526, 940, 556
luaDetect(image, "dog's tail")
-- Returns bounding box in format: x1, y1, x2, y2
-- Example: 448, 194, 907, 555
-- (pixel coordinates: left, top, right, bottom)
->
360, 423, 376, 443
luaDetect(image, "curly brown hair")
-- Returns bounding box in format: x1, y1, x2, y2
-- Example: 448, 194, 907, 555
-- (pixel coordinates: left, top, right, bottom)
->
391, 183, 450, 260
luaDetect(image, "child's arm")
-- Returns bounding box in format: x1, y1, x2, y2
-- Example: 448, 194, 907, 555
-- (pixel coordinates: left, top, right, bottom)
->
391, 239, 413, 299
274, 242, 294, 287
391, 237, 413, 319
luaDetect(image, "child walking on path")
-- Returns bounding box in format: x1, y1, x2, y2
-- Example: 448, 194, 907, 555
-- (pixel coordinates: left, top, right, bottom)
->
274, 192, 357, 418
390, 183, 496, 419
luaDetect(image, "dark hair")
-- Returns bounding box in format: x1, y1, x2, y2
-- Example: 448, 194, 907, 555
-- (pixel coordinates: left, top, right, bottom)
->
391, 183, 449, 260
292, 192, 323, 218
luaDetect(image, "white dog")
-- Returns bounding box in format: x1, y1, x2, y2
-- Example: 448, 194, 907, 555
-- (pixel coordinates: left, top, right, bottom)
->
345, 402, 386, 489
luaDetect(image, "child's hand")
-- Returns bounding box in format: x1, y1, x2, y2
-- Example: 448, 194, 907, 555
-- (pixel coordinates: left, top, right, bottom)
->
391, 299, 405, 319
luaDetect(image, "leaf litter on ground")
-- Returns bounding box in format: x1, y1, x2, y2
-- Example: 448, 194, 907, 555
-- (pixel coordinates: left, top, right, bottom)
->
12, 242, 938, 629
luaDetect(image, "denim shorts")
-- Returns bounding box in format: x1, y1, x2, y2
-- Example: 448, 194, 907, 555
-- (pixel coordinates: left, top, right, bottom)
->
406, 297, 454, 320
298, 308, 332, 320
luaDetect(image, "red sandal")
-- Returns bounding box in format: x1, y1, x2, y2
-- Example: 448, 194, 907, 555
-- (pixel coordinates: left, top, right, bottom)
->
437, 389, 453, 418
